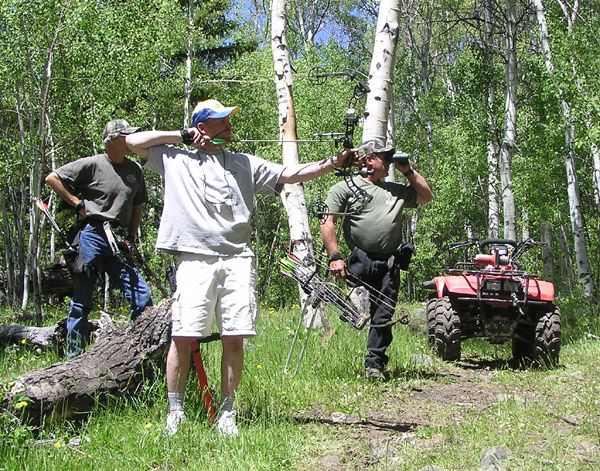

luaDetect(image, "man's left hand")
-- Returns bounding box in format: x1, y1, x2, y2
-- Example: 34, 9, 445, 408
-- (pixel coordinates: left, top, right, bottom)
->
331, 148, 357, 168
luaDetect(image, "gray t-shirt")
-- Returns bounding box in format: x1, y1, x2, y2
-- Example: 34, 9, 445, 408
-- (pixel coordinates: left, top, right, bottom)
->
325, 177, 418, 254
146, 145, 285, 256
55, 154, 147, 228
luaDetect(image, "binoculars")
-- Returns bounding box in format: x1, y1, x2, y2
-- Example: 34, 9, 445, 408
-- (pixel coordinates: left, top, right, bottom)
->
384, 151, 409, 165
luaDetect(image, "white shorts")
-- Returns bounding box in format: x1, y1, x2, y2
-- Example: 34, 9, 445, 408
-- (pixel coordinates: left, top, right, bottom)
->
171, 253, 258, 338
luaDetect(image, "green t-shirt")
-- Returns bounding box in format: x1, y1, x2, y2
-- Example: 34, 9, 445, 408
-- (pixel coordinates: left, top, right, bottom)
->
55, 154, 147, 228
325, 177, 417, 255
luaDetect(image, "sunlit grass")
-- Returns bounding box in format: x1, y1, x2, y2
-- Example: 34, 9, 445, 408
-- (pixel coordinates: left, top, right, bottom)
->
0, 301, 599, 469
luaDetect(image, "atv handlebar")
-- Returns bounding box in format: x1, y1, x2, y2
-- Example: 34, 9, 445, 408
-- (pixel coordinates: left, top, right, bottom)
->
450, 238, 547, 266
449, 239, 479, 251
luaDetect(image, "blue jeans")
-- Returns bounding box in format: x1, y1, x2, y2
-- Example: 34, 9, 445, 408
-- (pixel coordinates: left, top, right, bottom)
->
66, 222, 153, 358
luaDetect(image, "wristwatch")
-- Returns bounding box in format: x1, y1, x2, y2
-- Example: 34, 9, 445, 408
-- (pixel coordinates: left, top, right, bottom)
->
180, 128, 194, 145
327, 252, 344, 264
403, 168, 415, 178
74, 200, 85, 214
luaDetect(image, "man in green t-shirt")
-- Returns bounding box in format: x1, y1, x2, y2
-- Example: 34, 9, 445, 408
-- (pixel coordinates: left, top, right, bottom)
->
320, 139, 433, 380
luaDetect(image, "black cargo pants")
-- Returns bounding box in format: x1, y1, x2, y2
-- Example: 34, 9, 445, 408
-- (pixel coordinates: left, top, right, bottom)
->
347, 246, 401, 371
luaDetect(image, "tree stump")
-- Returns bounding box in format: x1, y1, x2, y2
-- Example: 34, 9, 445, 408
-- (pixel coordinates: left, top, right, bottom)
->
2, 299, 172, 426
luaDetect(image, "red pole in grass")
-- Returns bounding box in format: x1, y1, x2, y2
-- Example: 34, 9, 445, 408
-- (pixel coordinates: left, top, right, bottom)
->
191, 333, 221, 424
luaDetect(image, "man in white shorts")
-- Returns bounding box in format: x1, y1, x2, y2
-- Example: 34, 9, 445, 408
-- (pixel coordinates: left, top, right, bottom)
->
126, 99, 352, 436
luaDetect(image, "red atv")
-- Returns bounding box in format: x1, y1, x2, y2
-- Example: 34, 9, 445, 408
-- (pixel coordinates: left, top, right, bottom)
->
424, 238, 560, 366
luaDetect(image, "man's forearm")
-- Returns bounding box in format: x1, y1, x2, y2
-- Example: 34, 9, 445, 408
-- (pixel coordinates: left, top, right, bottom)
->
45, 172, 79, 207
279, 158, 334, 184
405, 171, 433, 205
278, 149, 351, 184
128, 204, 144, 238
126, 131, 183, 159
319, 216, 340, 256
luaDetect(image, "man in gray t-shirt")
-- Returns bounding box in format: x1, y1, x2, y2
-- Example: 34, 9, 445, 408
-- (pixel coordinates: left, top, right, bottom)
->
320, 139, 433, 381
45, 119, 153, 359
126, 98, 352, 437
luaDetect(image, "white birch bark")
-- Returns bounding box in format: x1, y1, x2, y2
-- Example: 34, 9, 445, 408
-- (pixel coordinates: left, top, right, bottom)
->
499, 0, 517, 240
183, 0, 194, 127
593, 143, 600, 214
386, 102, 396, 182
484, 0, 500, 238
533, 0, 596, 299
16, 89, 31, 310
271, 0, 327, 329
46, 113, 56, 263
362, 0, 400, 143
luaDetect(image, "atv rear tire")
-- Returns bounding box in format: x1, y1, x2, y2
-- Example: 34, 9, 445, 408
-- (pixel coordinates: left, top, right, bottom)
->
512, 305, 560, 367
533, 305, 561, 367
427, 297, 461, 361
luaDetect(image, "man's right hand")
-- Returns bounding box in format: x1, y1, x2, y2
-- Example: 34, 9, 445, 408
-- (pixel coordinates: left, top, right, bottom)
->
329, 259, 347, 279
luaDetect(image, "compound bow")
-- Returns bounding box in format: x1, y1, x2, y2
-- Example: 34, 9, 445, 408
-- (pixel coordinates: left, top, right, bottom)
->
308, 69, 374, 222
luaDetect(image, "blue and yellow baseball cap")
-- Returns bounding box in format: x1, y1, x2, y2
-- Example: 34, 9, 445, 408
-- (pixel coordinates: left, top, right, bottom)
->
191, 99, 240, 127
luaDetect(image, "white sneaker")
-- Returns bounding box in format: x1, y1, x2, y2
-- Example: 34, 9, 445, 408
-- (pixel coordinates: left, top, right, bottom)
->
216, 410, 238, 437
165, 410, 186, 435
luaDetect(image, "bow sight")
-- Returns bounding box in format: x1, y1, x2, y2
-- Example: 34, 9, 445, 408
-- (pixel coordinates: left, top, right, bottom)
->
309, 68, 370, 153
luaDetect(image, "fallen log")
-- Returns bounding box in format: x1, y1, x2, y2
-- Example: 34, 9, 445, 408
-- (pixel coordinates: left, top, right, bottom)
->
2, 299, 172, 426
0, 324, 60, 348
0, 318, 98, 352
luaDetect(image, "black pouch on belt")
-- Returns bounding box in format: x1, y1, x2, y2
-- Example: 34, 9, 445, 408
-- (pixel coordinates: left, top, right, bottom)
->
396, 242, 415, 271
63, 224, 85, 274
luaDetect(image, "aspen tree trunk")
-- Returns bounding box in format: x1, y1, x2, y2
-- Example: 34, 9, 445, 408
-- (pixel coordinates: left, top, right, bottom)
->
521, 209, 530, 240
46, 114, 57, 263
541, 222, 554, 281
593, 143, 600, 217
271, 0, 327, 329
362, 0, 400, 142
559, 223, 574, 294
15, 88, 30, 310
533, 0, 596, 300
386, 102, 396, 182
183, 0, 194, 127
20, 3, 65, 321
484, 0, 500, 238
0, 191, 16, 305
499, 0, 517, 240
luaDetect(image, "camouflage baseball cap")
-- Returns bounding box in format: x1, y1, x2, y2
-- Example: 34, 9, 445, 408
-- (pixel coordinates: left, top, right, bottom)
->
102, 119, 140, 140
357, 139, 395, 158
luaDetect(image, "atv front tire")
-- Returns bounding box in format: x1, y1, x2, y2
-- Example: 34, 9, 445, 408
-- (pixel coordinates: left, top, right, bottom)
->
427, 297, 461, 361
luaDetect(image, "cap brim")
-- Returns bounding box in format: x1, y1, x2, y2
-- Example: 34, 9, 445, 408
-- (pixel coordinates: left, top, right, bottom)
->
118, 126, 141, 135
209, 106, 240, 119
377, 149, 395, 157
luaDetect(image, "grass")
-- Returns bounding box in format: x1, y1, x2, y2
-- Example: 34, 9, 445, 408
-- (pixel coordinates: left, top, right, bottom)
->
0, 300, 599, 470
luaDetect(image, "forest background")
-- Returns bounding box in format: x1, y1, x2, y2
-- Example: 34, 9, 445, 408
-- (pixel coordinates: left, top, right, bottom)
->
1, 0, 599, 318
